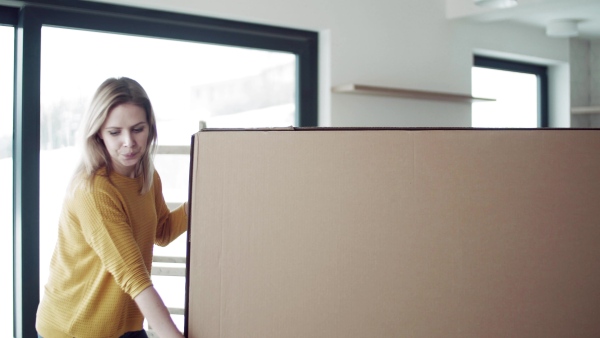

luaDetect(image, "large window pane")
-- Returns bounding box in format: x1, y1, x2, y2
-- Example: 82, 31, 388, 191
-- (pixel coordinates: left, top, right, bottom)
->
40, 26, 297, 332
472, 67, 538, 128
0, 25, 14, 338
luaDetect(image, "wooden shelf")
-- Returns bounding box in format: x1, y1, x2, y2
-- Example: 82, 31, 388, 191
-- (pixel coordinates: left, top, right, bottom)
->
332, 84, 495, 103
571, 106, 600, 114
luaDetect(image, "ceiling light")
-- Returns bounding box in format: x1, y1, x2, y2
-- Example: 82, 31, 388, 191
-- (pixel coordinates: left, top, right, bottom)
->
546, 20, 579, 37
474, 0, 518, 8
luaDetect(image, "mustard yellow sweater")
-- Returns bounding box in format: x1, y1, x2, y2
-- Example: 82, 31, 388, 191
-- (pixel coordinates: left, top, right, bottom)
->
36, 167, 188, 338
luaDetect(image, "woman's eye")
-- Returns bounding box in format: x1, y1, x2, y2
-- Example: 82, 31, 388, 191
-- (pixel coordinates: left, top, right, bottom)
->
109, 131, 120, 136
133, 127, 144, 133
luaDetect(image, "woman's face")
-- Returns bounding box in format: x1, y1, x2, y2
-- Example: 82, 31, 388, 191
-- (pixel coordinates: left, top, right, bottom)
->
98, 103, 150, 178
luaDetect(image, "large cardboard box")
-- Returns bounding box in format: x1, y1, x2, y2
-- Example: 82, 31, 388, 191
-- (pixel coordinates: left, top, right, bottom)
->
185, 128, 600, 338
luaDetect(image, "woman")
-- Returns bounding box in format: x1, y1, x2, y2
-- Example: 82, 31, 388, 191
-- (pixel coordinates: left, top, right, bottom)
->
36, 77, 188, 338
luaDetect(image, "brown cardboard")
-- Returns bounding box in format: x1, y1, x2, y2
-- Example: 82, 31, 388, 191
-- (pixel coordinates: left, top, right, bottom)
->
185, 128, 600, 338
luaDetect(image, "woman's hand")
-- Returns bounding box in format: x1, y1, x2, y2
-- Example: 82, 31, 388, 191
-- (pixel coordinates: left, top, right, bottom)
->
134, 286, 184, 338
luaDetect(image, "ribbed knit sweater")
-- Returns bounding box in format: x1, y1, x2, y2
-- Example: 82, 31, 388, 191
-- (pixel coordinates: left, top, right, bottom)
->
36, 167, 188, 338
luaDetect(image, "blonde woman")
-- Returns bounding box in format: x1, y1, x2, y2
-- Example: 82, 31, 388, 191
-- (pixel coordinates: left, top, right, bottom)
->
36, 77, 188, 338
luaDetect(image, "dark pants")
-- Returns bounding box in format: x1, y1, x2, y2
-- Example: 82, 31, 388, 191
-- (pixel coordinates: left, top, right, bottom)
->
38, 329, 148, 338
120, 330, 149, 338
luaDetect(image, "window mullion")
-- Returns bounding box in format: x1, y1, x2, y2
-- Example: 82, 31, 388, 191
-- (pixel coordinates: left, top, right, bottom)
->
14, 7, 42, 338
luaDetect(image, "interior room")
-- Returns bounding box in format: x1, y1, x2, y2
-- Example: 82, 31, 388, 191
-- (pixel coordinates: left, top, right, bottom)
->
80, 0, 600, 128
2, 0, 600, 337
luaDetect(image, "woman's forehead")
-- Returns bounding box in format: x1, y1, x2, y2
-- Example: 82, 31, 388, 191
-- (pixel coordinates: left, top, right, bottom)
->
103, 103, 147, 128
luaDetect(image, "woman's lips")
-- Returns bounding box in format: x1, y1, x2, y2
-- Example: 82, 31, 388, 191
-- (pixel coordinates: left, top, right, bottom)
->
122, 152, 138, 159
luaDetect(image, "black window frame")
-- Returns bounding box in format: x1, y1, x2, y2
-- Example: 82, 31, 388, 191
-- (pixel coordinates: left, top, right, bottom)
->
1, 1, 318, 337
474, 55, 549, 128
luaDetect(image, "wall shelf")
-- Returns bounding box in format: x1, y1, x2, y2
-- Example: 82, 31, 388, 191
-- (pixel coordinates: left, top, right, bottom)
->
571, 106, 600, 114
332, 84, 495, 103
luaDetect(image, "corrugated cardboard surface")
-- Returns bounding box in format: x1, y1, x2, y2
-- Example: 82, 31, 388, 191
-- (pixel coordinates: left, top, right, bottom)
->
186, 129, 600, 338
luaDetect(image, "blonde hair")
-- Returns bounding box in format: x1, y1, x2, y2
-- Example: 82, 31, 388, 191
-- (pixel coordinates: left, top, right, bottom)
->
72, 77, 158, 194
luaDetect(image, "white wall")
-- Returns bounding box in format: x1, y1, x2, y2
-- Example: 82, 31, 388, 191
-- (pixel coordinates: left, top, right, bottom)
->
549, 63, 570, 128
570, 38, 600, 127
87, 0, 571, 127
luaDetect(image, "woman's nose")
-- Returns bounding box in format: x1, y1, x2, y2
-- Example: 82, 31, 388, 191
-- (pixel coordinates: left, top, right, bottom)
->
123, 133, 136, 147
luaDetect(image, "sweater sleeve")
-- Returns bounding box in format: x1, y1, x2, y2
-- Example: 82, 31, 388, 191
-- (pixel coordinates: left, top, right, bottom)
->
75, 180, 152, 299
153, 171, 189, 247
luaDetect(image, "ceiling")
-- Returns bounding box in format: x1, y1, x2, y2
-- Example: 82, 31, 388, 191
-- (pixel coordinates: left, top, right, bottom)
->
454, 0, 600, 39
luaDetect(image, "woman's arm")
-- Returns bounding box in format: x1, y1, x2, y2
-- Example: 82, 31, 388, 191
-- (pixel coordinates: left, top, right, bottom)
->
134, 286, 184, 338
153, 172, 189, 246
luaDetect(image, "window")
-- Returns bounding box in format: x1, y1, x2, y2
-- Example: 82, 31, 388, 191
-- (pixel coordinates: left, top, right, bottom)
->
40, 26, 298, 331
0, 23, 14, 338
472, 56, 548, 128
6, 2, 318, 336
